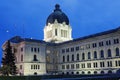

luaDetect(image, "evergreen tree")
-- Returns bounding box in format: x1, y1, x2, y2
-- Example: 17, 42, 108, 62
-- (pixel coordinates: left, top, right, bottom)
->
1, 40, 17, 76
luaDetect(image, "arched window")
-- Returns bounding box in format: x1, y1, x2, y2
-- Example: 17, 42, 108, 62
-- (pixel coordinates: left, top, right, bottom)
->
82, 53, 85, 60
108, 70, 112, 74
76, 72, 79, 74
88, 71, 91, 74
66, 72, 69, 75
94, 71, 97, 74
108, 49, 112, 57
72, 54, 74, 61
101, 71, 104, 74
88, 52, 91, 59
100, 50, 104, 58
21, 54, 23, 62
67, 55, 69, 62
116, 48, 119, 56
71, 72, 74, 75
62, 72, 64, 75
34, 72, 37, 75
82, 71, 85, 74
63, 56, 65, 62
77, 54, 79, 61
94, 51, 97, 59
33, 55, 38, 61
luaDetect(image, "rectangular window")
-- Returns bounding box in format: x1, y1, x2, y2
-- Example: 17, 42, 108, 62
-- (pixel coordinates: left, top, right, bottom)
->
76, 64, 79, 69
76, 46, 79, 51
62, 65, 65, 69
71, 64, 74, 69
106, 40, 111, 45
62, 49, 65, 53
99, 41, 104, 47
31, 65, 33, 69
119, 60, 120, 66
81, 63, 85, 68
71, 47, 74, 52
31, 47, 33, 52
107, 61, 112, 67
92, 43, 97, 48
20, 65, 22, 69
93, 62, 98, 68
66, 65, 69, 69
86, 44, 90, 49
114, 38, 119, 44
66, 48, 69, 53
38, 48, 39, 53
34, 48, 36, 52
21, 47, 23, 52
87, 63, 91, 68
55, 29, 57, 36
100, 62, 105, 67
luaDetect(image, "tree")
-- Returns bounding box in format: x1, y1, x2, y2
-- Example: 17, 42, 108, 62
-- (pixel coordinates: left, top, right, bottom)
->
1, 40, 17, 76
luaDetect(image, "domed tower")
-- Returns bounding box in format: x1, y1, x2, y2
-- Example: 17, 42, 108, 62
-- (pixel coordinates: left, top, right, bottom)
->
44, 4, 72, 43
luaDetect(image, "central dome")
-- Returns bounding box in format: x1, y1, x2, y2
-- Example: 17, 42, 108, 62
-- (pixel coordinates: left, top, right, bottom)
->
46, 4, 69, 25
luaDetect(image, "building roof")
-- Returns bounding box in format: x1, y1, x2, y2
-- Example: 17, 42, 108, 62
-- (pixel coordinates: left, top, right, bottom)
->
46, 4, 69, 25
58, 27, 120, 45
9, 27, 120, 46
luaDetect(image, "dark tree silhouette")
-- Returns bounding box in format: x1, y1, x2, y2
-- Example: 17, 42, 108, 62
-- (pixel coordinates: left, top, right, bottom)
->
1, 40, 17, 76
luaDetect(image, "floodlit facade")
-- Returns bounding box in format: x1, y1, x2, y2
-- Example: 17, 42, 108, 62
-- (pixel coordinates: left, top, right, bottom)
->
2, 4, 120, 76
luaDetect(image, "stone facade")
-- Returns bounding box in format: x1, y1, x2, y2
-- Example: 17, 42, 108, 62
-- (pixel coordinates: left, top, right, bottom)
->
2, 4, 120, 76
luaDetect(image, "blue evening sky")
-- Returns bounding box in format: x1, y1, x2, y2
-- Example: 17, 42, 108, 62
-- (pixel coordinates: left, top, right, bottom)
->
0, 0, 120, 63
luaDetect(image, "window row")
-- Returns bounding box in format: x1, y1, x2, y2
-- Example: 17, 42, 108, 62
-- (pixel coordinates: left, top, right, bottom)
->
62, 48, 120, 62
31, 47, 40, 53
61, 38, 119, 53
31, 65, 40, 69
62, 70, 113, 75
62, 60, 120, 70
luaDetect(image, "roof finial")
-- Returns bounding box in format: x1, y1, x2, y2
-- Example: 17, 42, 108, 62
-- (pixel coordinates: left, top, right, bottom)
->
54, 4, 61, 12
55, 4, 60, 9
